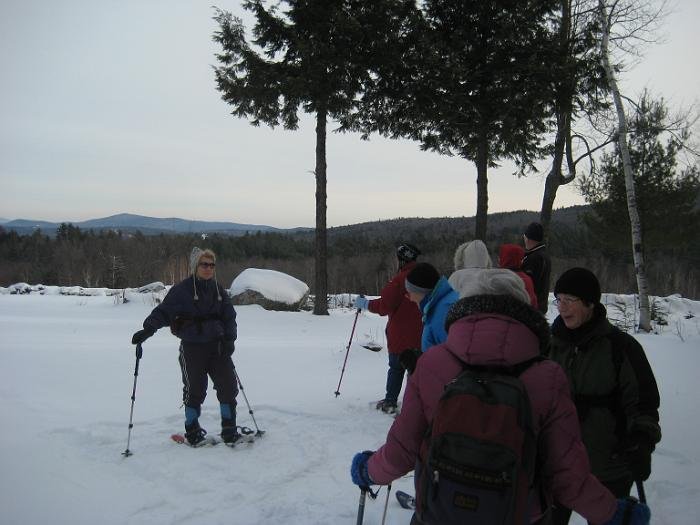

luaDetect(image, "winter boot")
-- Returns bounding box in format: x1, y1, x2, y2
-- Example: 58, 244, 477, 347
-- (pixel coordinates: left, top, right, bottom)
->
221, 417, 241, 445
375, 399, 398, 414
184, 420, 208, 447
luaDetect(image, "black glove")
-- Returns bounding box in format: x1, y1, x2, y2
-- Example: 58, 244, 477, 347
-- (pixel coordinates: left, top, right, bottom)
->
399, 348, 421, 374
220, 338, 235, 357
625, 432, 653, 481
131, 327, 155, 345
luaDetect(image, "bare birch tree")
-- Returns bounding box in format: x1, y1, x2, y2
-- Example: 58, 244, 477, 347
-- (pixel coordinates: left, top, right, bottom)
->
596, 0, 668, 331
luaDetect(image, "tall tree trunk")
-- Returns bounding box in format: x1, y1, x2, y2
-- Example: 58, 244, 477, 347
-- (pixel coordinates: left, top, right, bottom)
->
474, 131, 489, 240
598, 0, 651, 331
540, 0, 575, 238
313, 107, 329, 315
541, 110, 571, 235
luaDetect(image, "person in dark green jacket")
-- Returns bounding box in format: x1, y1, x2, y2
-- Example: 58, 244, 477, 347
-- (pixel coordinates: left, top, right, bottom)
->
548, 267, 661, 525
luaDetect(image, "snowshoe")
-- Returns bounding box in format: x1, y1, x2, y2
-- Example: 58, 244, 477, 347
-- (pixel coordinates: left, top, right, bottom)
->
171, 433, 218, 447
396, 490, 416, 510
221, 426, 257, 447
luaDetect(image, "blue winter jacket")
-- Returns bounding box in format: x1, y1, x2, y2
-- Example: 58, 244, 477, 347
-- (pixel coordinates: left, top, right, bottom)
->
418, 276, 459, 352
143, 276, 237, 344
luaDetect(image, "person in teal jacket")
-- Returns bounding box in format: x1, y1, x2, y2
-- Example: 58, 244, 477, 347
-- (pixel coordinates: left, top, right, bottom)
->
405, 262, 459, 352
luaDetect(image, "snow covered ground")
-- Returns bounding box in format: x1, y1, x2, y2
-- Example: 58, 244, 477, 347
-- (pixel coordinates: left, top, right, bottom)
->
1, 289, 698, 524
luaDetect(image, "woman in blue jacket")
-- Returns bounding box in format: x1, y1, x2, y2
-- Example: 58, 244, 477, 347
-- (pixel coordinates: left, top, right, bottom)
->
405, 262, 459, 352
131, 247, 239, 446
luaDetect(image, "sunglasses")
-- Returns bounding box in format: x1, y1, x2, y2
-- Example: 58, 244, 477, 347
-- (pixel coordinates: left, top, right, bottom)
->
198, 262, 216, 269
554, 296, 580, 306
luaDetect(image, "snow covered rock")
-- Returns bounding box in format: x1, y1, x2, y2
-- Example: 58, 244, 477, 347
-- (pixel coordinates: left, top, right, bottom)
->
229, 268, 309, 311
8, 283, 32, 294
137, 282, 166, 293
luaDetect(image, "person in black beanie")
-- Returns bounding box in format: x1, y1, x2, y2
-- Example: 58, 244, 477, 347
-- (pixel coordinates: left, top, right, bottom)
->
399, 262, 459, 374
405, 262, 459, 353
522, 221, 551, 315
547, 267, 661, 525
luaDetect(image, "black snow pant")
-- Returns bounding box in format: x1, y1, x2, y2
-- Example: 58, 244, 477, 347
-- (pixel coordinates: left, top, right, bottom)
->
550, 477, 633, 525
178, 340, 238, 411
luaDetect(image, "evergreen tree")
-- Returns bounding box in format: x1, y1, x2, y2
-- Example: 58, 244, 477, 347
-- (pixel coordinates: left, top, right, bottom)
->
346, 0, 557, 239
580, 94, 699, 261
212, 1, 405, 314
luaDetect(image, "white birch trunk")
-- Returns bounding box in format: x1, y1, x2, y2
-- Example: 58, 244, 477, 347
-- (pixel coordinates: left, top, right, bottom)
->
598, 0, 652, 331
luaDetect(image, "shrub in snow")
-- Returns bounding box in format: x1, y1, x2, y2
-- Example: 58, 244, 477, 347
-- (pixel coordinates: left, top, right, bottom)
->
229, 268, 309, 311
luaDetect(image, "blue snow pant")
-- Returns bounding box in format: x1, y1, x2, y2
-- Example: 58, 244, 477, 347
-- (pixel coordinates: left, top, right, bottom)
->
385, 352, 405, 404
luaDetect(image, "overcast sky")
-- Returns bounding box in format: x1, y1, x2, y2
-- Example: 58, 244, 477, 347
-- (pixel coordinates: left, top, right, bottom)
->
1, 0, 697, 229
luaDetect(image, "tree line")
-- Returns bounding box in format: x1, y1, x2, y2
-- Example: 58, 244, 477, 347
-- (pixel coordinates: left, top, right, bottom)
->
1, 205, 697, 299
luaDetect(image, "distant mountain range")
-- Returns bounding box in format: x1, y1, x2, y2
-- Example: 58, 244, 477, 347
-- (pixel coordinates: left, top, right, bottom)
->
1, 213, 311, 236
1, 206, 593, 238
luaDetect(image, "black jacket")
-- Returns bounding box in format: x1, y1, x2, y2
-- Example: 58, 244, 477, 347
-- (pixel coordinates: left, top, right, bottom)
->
523, 244, 551, 314
548, 305, 661, 482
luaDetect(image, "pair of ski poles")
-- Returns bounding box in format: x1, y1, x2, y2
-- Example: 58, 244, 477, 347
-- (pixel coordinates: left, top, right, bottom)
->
122, 342, 263, 457
357, 484, 391, 525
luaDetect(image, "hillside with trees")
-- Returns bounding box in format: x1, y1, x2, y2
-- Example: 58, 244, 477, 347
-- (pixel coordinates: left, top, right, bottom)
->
1, 205, 697, 298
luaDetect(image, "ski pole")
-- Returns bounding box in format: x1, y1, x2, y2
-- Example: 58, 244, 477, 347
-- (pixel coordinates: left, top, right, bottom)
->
356, 488, 367, 525
232, 363, 265, 437
381, 484, 392, 525
635, 479, 646, 504
335, 306, 361, 397
122, 343, 143, 457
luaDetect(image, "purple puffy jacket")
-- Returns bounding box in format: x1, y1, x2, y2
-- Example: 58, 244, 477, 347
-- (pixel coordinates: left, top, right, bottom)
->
367, 295, 617, 525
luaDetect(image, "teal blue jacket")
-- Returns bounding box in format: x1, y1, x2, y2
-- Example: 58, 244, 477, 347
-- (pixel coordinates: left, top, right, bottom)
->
419, 276, 459, 352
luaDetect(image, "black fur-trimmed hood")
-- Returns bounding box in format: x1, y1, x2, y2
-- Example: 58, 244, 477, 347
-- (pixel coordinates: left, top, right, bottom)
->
445, 294, 550, 353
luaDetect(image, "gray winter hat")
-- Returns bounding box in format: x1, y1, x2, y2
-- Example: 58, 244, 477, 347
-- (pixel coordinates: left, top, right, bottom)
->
189, 247, 205, 274
189, 247, 220, 301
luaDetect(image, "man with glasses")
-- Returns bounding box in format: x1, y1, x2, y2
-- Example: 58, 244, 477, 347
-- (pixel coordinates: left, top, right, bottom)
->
131, 247, 240, 446
547, 267, 661, 525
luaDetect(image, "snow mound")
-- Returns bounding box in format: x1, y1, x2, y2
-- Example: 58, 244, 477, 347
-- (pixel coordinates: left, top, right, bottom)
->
229, 268, 310, 311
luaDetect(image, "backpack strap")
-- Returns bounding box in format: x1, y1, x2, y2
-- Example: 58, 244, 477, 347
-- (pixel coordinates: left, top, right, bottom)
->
463, 354, 546, 377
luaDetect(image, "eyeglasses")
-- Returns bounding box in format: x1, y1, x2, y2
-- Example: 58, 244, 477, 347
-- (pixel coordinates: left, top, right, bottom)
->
554, 296, 580, 306
198, 262, 216, 269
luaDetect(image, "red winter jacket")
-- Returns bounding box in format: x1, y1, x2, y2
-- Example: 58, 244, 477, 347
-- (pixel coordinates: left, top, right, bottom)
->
367, 295, 616, 525
367, 261, 422, 355
499, 243, 538, 308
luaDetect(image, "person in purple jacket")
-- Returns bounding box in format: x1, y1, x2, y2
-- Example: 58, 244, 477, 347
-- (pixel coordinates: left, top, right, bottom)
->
131, 247, 239, 446
351, 270, 650, 525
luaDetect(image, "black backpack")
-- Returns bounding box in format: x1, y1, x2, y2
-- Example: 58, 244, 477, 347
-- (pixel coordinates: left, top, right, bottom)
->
416, 356, 543, 525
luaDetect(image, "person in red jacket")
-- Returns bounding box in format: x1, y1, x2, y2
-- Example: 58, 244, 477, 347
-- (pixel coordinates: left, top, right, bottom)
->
499, 243, 538, 309
354, 243, 423, 413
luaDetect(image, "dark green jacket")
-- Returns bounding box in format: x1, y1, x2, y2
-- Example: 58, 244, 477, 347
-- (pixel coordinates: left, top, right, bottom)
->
548, 305, 661, 482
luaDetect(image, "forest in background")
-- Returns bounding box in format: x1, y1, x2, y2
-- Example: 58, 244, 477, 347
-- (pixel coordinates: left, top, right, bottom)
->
1, 205, 697, 299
